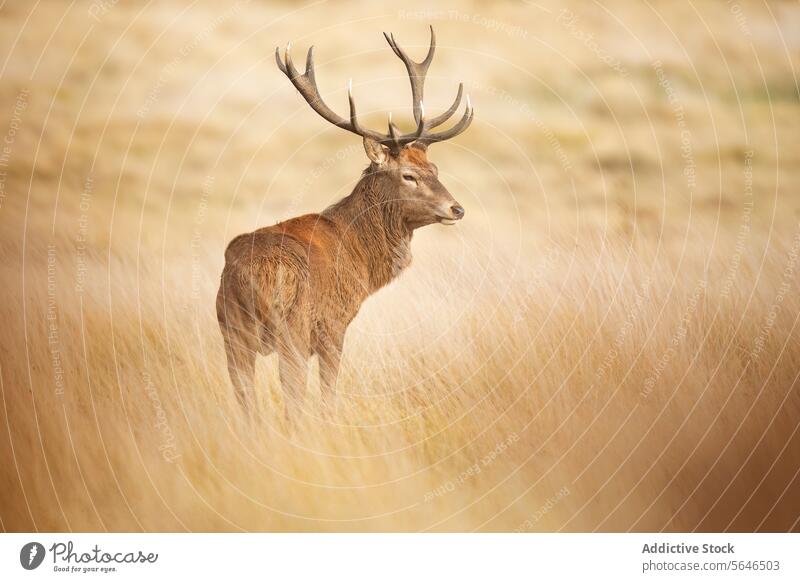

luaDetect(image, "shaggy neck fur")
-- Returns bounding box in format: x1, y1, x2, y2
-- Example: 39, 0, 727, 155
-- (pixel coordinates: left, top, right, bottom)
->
323, 166, 412, 292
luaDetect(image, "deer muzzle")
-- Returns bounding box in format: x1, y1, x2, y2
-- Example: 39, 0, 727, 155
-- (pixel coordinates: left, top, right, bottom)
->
438, 203, 465, 225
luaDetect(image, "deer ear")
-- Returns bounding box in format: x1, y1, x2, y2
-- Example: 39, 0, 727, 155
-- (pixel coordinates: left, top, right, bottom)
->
363, 137, 389, 165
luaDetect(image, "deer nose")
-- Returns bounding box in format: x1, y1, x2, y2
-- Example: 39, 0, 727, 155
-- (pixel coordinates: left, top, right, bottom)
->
450, 204, 465, 220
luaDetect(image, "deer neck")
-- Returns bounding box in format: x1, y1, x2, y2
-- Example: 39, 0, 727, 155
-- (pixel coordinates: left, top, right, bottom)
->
324, 171, 412, 292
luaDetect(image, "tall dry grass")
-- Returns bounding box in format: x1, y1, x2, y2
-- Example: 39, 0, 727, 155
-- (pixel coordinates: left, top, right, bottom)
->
1, 0, 799, 531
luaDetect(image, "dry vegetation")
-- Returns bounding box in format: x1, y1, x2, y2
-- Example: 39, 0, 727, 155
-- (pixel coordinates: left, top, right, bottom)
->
1, 0, 799, 531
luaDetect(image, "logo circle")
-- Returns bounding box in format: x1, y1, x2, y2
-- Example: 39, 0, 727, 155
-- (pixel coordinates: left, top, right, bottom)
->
19, 542, 46, 570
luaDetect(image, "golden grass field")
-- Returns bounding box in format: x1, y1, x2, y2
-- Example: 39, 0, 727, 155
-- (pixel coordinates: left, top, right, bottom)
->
1, 0, 799, 531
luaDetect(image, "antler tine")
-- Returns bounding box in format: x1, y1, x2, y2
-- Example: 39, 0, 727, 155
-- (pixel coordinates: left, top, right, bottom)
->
384, 25, 435, 125
347, 79, 366, 135
282, 43, 301, 81
387, 102, 426, 151
387, 112, 400, 151
383, 32, 403, 60
304, 45, 315, 79
426, 82, 463, 130
274, 46, 288, 75
418, 95, 474, 145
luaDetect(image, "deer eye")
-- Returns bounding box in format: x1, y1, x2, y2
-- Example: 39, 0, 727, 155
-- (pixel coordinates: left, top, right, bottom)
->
402, 173, 417, 184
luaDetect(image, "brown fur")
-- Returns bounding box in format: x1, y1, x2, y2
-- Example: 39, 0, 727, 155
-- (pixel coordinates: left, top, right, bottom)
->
217, 144, 463, 422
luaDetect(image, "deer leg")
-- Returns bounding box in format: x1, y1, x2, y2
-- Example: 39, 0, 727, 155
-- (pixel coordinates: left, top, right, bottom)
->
217, 276, 261, 416
277, 341, 309, 428
318, 338, 343, 416
223, 333, 257, 413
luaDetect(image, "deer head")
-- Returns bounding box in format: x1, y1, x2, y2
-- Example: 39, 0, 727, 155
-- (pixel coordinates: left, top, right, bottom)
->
275, 27, 473, 229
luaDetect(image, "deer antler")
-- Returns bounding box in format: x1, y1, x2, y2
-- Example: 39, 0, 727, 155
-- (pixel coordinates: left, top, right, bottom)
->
275, 27, 473, 152
382, 25, 473, 143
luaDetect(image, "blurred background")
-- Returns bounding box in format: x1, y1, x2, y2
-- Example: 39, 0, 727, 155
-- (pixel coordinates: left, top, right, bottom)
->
0, 0, 799, 532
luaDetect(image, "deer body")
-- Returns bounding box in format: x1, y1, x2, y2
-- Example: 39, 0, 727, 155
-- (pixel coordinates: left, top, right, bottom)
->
217, 28, 472, 422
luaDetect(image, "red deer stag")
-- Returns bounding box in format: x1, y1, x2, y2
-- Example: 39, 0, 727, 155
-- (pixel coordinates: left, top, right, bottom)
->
217, 27, 473, 423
